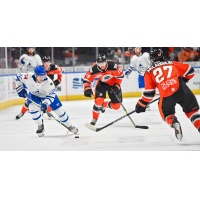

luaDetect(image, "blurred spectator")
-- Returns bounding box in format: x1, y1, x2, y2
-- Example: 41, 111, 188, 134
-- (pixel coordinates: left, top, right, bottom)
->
64, 50, 78, 66
168, 47, 177, 61
178, 47, 199, 62
107, 47, 116, 60
186, 52, 199, 62
13, 59, 19, 68
113, 48, 125, 64
124, 47, 135, 63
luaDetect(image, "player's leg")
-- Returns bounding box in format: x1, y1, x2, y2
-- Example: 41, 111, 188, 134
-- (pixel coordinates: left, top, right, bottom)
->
43, 106, 53, 119
50, 95, 78, 133
178, 80, 200, 133
91, 81, 107, 125
15, 100, 29, 119
158, 95, 183, 140
104, 86, 122, 110
139, 74, 152, 110
28, 97, 44, 137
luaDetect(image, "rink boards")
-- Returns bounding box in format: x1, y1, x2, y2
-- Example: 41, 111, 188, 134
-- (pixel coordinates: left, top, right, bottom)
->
0, 68, 200, 110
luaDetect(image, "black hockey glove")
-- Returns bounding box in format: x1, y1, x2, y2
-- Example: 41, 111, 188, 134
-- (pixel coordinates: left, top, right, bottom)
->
54, 79, 61, 87
135, 99, 149, 113
110, 84, 121, 95
182, 77, 189, 83
48, 73, 54, 80
84, 86, 93, 97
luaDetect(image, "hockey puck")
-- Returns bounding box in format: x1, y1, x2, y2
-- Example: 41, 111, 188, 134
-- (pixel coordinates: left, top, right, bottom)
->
75, 136, 79, 138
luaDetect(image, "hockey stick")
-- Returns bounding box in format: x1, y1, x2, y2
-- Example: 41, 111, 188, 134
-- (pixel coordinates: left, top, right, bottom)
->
114, 94, 148, 129
26, 95, 71, 132
85, 97, 160, 132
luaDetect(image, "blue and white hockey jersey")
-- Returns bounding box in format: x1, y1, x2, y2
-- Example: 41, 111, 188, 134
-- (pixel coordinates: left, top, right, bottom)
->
18, 54, 42, 73
129, 52, 151, 76
15, 72, 55, 106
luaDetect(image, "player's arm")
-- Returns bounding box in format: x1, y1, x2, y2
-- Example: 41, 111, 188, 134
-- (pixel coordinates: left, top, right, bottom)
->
53, 66, 63, 87
135, 73, 156, 113
174, 62, 195, 83
83, 69, 96, 97
15, 73, 28, 98
125, 57, 136, 78
110, 65, 124, 94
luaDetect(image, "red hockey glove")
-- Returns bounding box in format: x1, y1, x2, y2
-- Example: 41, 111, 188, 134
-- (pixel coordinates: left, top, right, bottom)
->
135, 99, 148, 113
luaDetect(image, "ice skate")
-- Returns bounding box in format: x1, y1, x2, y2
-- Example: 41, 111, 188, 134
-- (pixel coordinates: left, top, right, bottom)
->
171, 117, 183, 141
67, 126, 78, 134
36, 123, 45, 137
90, 119, 97, 126
100, 105, 106, 113
15, 112, 24, 120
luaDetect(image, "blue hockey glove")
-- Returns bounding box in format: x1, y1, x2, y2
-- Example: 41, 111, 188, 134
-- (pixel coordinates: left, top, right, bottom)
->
125, 69, 132, 79
16, 86, 27, 98
41, 103, 48, 112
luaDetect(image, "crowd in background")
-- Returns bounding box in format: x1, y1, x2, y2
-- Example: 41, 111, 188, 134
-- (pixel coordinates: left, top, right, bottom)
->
1, 47, 200, 69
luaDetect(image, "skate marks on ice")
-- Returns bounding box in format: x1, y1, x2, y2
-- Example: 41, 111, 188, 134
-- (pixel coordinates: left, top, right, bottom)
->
0, 97, 200, 150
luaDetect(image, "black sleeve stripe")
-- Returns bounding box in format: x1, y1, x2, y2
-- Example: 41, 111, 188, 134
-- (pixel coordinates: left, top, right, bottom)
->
115, 75, 124, 79
83, 79, 91, 84
191, 114, 200, 123
143, 90, 155, 98
184, 66, 195, 77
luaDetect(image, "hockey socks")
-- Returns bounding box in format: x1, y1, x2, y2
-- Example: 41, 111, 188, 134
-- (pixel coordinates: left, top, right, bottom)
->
47, 106, 52, 112
21, 103, 29, 114
92, 98, 104, 120
103, 101, 120, 110
185, 110, 200, 130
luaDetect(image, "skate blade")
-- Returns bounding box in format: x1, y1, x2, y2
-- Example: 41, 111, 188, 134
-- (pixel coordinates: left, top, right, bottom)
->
174, 123, 183, 141
176, 133, 183, 141
37, 133, 44, 137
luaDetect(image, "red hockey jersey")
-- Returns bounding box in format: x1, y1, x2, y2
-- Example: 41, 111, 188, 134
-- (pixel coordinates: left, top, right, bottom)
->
142, 61, 195, 102
83, 61, 124, 88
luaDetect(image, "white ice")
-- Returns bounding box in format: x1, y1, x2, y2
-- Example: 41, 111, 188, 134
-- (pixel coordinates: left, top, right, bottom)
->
0, 96, 200, 151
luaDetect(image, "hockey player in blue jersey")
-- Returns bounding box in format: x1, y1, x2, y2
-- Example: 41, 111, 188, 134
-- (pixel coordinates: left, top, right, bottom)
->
15, 65, 78, 137
125, 47, 154, 110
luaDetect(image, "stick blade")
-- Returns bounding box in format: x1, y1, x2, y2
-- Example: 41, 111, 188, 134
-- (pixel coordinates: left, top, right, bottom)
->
85, 123, 97, 132
135, 125, 149, 129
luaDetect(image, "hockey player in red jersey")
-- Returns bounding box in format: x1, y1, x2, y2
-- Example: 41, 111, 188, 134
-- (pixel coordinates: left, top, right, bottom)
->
135, 49, 200, 141
83, 54, 124, 125
42, 56, 63, 117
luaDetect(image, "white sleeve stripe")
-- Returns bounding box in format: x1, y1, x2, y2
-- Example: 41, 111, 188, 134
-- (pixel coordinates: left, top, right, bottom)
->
142, 95, 153, 99
144, 89, 156, 92
183, 65, 191, 77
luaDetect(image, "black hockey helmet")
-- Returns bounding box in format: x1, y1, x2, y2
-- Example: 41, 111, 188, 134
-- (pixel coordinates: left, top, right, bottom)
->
96, 54, 107, 63
42, 56, 51, 62
150, 49, 164, 62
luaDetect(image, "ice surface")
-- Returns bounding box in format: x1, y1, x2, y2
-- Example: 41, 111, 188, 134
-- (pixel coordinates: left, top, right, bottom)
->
0, 96, 200, 151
